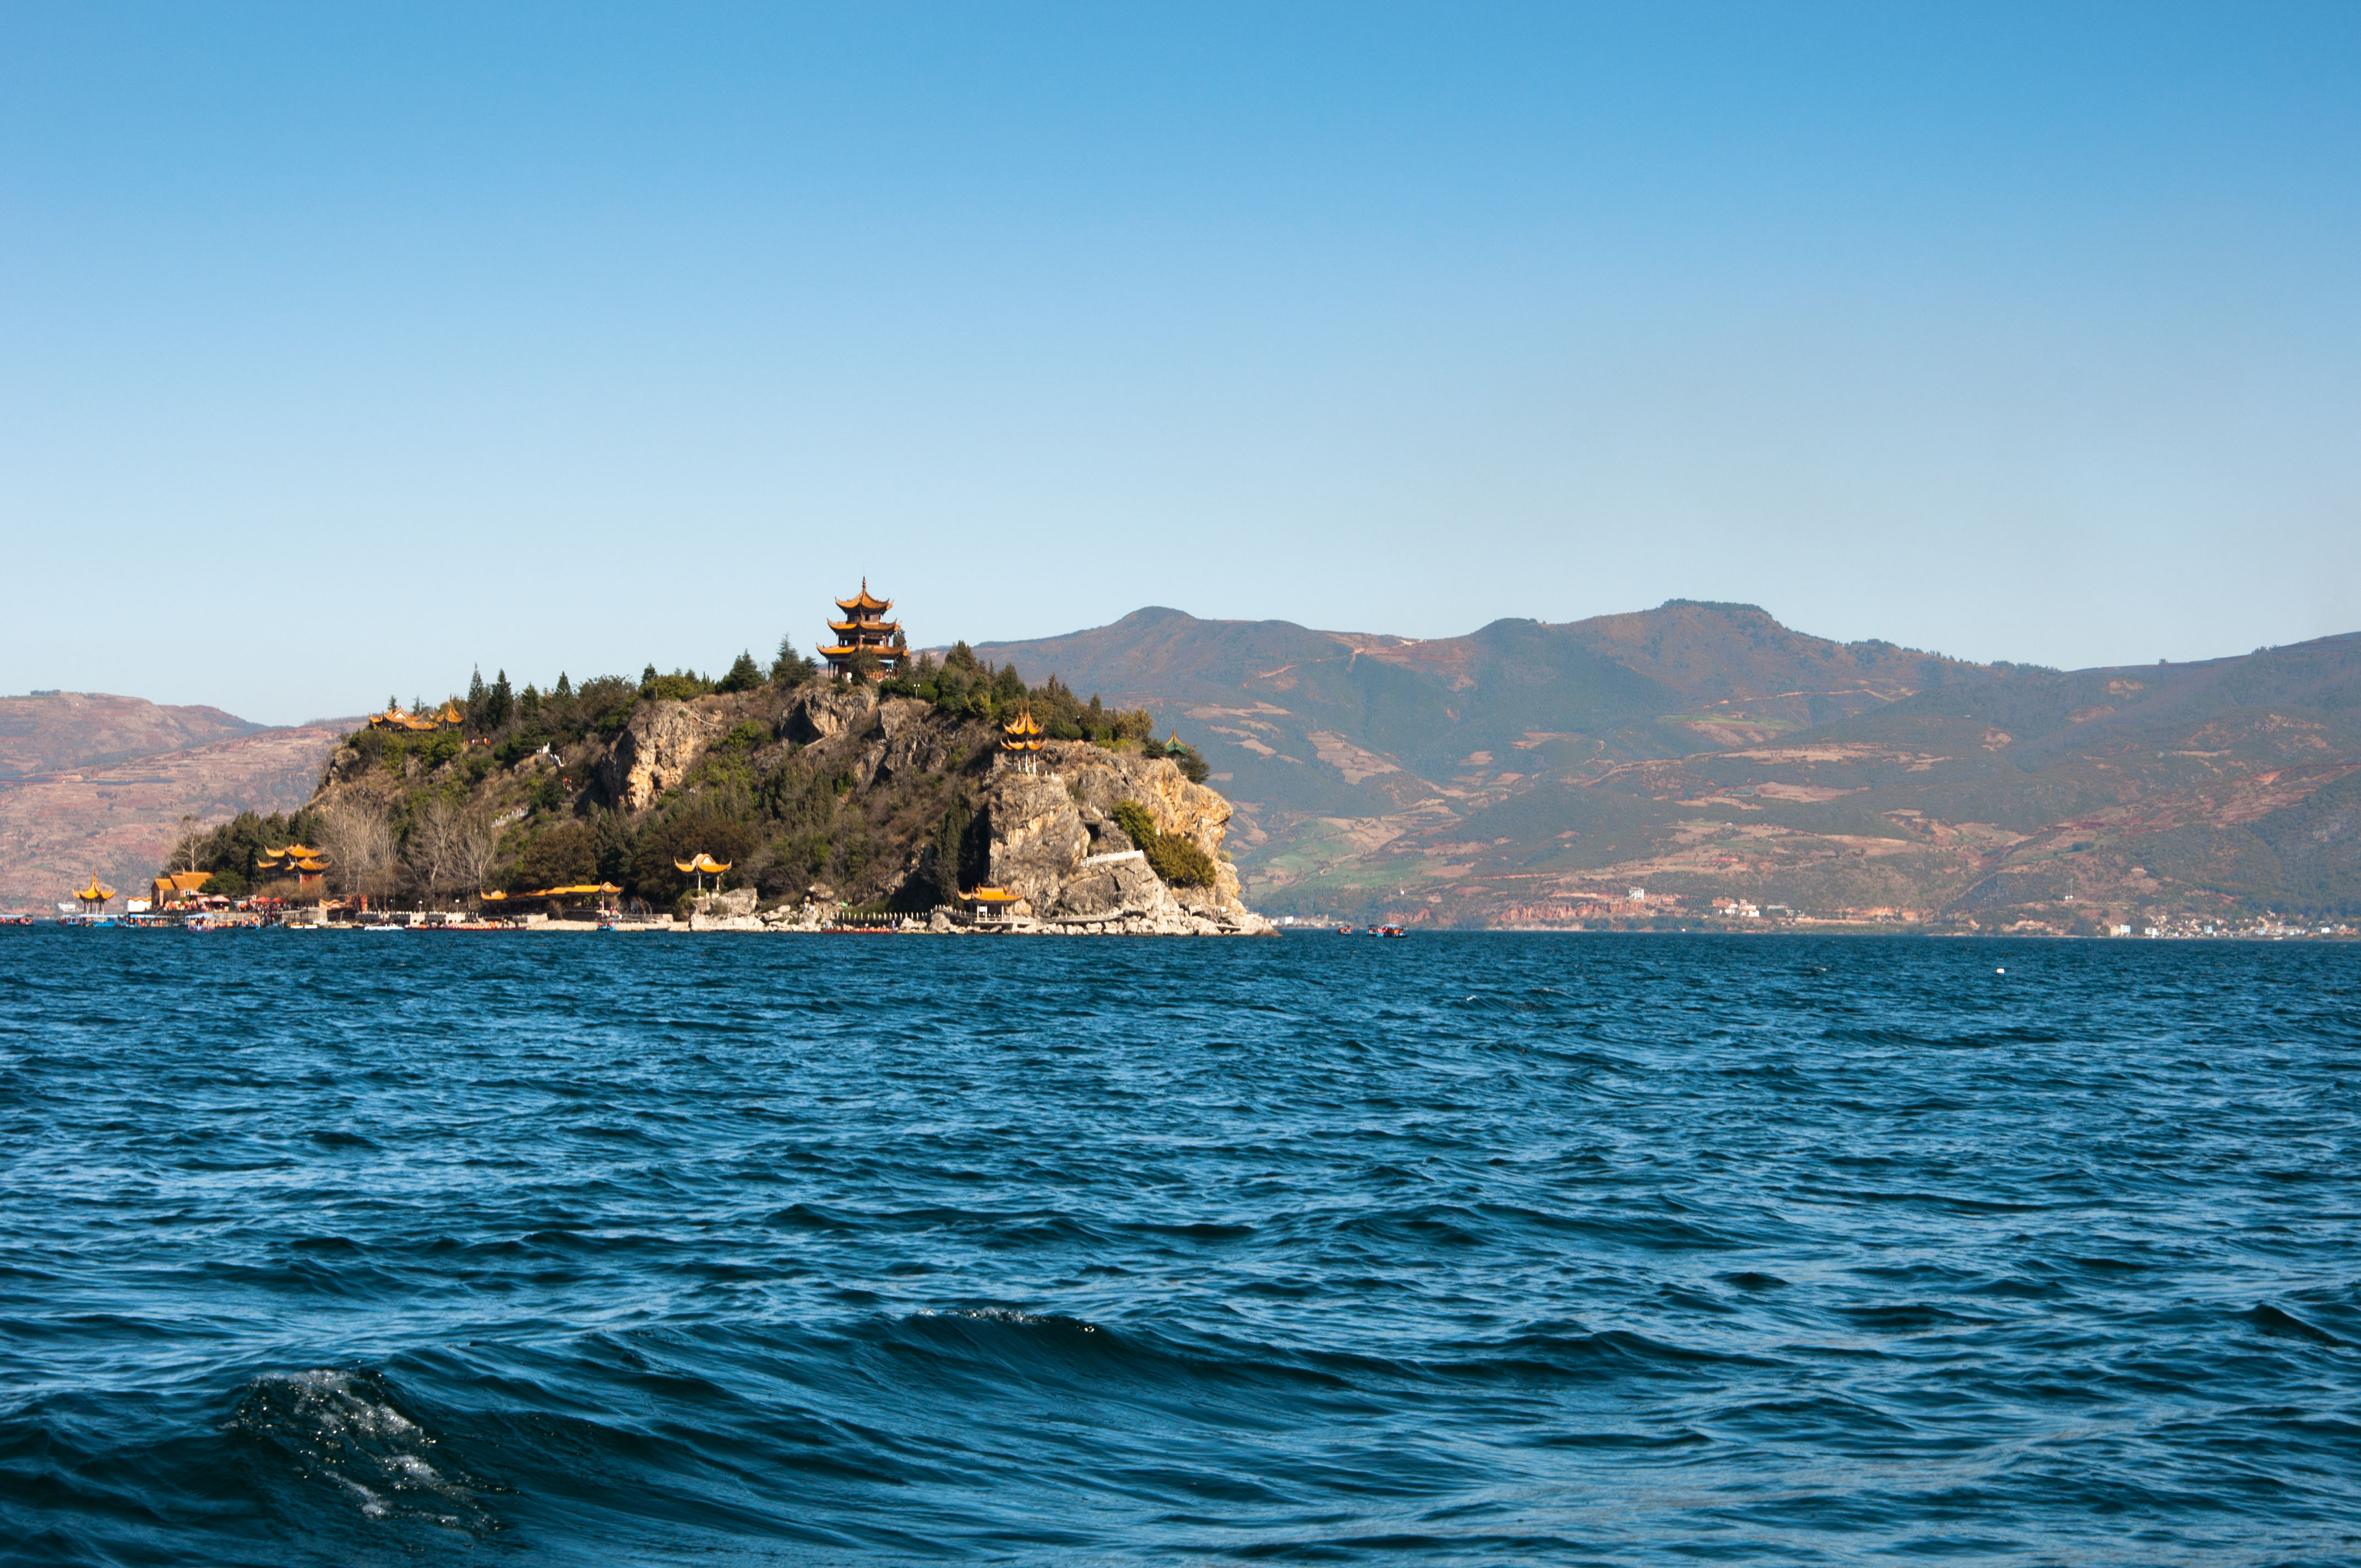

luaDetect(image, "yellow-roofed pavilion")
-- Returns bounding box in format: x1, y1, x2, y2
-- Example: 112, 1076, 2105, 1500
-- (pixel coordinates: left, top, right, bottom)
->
255, 845, 329, 888
818, 580, 904, 679
673, 853, 732, 892
1001, 706, 1045, 774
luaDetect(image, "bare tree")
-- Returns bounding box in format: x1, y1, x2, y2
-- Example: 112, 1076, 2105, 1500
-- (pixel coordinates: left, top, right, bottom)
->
452, 808, 500, 906
316, 795, 395, 903
407, 794, 464, 905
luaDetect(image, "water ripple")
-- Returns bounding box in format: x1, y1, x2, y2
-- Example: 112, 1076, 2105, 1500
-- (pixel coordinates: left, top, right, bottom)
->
1, 928, 2355, 1564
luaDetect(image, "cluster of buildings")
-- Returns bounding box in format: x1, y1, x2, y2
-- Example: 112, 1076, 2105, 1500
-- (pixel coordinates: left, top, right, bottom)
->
367, 700, 466, 733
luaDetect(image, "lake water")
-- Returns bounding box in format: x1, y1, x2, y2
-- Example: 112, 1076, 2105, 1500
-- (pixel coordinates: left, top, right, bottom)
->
2, 928, 2355, 1565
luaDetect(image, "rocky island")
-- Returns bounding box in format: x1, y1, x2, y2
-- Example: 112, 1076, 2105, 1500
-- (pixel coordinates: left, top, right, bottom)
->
160, 584, 1275, 934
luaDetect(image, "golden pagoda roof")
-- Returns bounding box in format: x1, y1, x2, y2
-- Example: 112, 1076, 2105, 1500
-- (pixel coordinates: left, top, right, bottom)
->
835, 578, 893, 613
826, 617, 901, 634
292, 858, 328, 873
673, 853, 732, 874
436, 701, 465, 723
275, 844, 320, 858
75, 878, 117, 902
962, 886, 1021, 903
1003, 708, 1043, 736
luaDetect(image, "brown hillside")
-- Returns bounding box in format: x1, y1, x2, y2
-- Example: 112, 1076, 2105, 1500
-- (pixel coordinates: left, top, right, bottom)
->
0, 723, 351, 913
0, 692, 261, 778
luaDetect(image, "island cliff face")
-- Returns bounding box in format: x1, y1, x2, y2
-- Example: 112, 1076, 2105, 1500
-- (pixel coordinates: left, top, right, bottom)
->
309, 676, 1271, 932
978, 741, 1255, 930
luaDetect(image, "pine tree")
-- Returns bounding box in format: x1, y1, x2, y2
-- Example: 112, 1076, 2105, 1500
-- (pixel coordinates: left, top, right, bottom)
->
717, 650, 763, 693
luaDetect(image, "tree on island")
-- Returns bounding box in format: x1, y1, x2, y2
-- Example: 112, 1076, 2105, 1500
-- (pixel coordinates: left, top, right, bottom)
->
770, 637, 818, 687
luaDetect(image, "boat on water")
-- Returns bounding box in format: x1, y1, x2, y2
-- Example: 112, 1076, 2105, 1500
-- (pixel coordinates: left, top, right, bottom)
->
1368, 924, 1408, 938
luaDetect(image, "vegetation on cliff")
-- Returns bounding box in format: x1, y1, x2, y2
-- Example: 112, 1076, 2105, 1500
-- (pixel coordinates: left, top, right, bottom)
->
194, 634, 1214, 914
1109, 800, 1217, 888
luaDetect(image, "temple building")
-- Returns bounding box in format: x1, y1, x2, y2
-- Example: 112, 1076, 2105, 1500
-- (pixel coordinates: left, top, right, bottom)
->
152, 872, 214, 903
819, 580, 904, 679
369, 700, 465, 733
1000, 706, 1045, 774
255, 844, 329, 889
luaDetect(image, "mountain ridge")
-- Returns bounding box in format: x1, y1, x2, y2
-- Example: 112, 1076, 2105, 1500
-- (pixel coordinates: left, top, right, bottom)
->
9, 607, 2357, 927
969, 604, 2361, 927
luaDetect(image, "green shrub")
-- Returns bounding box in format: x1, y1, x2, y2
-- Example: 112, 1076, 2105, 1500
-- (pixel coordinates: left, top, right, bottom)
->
495, 732, 551, 767
507, 821, 599, 891
1110, 800, 1158, 850
1110, 799, 1216, 888
1144, 833, 1216, 888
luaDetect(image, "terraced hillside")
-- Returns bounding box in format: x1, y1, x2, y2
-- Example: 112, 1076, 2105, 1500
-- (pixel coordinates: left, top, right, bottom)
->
972, 607, 2361, 928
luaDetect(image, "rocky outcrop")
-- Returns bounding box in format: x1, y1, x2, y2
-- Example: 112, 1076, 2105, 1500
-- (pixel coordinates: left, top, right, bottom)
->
601, 699, 734, 811
781, 683, 878, 745
978, 743, 1272, 934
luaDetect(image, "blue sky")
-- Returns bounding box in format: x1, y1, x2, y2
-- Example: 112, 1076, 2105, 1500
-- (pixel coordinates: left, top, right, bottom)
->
4, 3, 2357, 723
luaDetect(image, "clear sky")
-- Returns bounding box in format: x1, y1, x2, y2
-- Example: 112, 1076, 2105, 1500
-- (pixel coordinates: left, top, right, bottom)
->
5, 3, 2357, 725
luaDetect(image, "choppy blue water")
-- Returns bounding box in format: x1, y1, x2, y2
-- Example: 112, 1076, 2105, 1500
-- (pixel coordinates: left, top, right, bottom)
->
1, 929, 2356, 1565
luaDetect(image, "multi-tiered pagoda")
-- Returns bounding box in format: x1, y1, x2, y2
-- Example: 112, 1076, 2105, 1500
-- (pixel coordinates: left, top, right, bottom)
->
819, 580, 904, 679
1000, 706, 1045, 773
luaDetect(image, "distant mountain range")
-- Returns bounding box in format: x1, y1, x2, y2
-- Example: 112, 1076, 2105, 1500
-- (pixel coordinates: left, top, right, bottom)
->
9, 601, 2357, 925
0, 693, 353, 912
971, 603, 2361, 927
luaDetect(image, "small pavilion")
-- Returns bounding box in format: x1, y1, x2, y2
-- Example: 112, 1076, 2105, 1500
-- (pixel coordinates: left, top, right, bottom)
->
673, 853, 732, 893
1001, 706, 1045, 774
73, 878, 116, 914
819, 581, 904, 679
961, 886, 1024, 925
